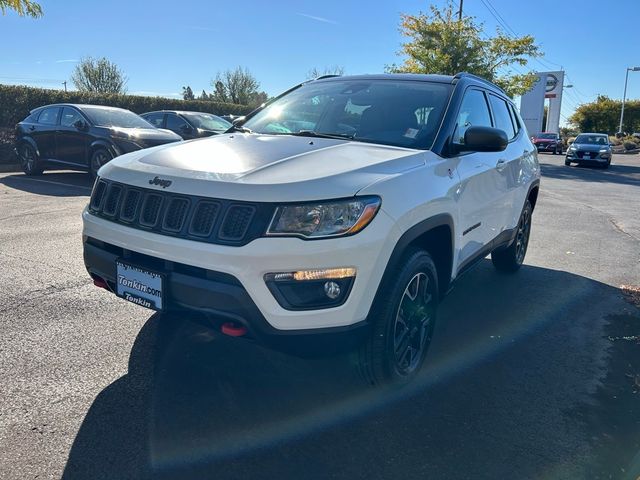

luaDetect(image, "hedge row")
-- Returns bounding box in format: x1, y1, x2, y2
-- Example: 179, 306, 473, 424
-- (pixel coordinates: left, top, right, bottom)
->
0, 84, 253, 129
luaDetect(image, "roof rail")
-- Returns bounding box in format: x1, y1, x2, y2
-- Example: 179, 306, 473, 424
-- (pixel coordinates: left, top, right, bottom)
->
453, 72, 508, 96
313, 74, 342, 80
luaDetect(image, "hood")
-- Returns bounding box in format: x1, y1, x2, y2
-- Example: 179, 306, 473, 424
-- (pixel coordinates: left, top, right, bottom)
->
109, 126, 182, 142
99, 133, 426, 201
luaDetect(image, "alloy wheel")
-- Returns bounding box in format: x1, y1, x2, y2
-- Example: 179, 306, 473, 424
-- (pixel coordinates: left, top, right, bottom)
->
515, 207, 531, 264
393, 272, 434, 376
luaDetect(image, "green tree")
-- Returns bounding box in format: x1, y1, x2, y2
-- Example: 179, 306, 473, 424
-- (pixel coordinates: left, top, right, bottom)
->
388, 1, 543, 97
211, 67, 267, 107
0, 0, 42, 17
306, 65, 345, 80
569, 95, 640, 135
71, 56, 127, 94
182, 86, 195, 101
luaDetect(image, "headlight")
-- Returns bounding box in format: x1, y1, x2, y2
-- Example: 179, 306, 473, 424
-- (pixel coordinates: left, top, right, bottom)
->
266, 196, 381, 239
599, 148, 609, 153
569, 146, 576, 151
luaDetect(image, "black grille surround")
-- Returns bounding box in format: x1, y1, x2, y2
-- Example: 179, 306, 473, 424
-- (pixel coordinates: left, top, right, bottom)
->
89, 178, 274, 246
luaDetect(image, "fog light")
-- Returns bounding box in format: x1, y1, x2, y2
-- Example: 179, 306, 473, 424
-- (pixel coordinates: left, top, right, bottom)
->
324, 281, 341, 299
265, 267, 356, 310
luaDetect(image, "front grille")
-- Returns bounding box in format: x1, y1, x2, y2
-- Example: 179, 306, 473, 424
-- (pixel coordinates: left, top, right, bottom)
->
219, 205, 256, 240
576, 151, 598, 159
89, 179, 271, 246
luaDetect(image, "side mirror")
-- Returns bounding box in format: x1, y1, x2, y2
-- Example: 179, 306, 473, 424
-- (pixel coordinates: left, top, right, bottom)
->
180, 125, 193, 134
74, 119, 88, 131
454, 126, 508, 153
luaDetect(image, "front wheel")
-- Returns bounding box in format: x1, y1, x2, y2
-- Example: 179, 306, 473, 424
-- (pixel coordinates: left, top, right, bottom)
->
564, 159, 571, 166
491, 200, 533, 273
19, 143, 44, 176
357, 249, 439, 386
89, 148, 112, 180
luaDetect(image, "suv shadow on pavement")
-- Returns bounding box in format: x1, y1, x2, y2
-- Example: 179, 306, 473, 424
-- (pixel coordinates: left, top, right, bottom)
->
61, 261, 639, 480
540, 162, 640, 187
0, 172, 93, 197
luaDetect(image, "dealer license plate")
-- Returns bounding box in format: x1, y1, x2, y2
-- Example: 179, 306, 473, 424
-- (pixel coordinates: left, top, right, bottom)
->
583, 153, 590, 159
116, 260, 164, 310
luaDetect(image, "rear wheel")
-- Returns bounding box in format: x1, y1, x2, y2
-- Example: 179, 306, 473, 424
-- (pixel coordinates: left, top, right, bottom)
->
491, 200, 532, 273
19, 143, 44, 176
90, 148, 112, 180
357, 249, 438, 386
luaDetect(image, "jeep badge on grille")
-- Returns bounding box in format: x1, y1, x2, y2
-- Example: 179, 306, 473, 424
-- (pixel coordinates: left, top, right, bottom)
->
149, 176, 172, 188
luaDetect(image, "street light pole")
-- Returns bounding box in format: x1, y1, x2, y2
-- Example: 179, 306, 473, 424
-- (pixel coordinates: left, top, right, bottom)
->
618, 66, 640, 135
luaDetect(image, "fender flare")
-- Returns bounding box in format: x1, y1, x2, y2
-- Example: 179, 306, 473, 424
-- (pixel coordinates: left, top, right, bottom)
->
366, 213, 455, 319
89, 140, 119, 162
16, 136, 40, 158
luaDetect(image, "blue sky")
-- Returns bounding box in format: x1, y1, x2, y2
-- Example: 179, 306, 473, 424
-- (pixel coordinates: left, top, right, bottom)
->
1, 0, 639, 125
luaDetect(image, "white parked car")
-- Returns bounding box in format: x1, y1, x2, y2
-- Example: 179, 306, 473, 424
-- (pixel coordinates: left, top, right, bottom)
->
82, 73, 540, 385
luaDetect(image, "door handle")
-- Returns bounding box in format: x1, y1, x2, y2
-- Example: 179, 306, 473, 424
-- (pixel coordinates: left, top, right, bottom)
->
495, 159, 507, 170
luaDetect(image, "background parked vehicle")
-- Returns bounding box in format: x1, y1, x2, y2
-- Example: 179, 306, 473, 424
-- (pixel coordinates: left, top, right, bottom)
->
565, 133, 612, 168
531, 132, 563, 154
141, 111, 232, 140
15, 104, 182, 178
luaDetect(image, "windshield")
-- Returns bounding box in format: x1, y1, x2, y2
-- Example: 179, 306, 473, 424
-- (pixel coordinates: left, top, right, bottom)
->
81, 106, 155, 129
243, 79, 452, 149
575, 134, 608, 145
537, 133, 557, 139
182, 112, 231, 131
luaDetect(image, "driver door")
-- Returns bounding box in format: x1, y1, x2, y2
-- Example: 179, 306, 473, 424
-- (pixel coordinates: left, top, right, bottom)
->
55, 107, 90, 166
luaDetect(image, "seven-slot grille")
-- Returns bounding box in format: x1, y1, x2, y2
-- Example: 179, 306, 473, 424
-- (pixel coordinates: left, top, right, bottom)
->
89, 178, 268, 245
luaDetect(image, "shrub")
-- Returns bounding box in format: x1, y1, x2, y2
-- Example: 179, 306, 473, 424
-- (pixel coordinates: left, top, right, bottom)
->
0, 84, 253, 129
567, 136, 576, 145
0, 127, 17, 164
623, 141, 638, 151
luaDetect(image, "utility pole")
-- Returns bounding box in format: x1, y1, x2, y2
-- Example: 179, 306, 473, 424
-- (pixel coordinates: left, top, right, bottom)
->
62, 81, 67, 92
458, 0, 463, 20
618, 66, 640, 135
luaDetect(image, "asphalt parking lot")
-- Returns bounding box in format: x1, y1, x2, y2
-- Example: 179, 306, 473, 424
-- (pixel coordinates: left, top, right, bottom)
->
0, 153, 639, 480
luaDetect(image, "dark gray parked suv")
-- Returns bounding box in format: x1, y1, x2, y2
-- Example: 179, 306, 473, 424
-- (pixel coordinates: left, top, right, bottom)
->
565, 133, 612, 168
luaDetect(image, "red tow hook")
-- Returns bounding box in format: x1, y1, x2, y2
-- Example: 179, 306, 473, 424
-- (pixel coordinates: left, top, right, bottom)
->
221, 322, 248, 337
92, 276, 109, 290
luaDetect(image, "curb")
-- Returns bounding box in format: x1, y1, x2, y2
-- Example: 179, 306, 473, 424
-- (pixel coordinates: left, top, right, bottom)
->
0, 163, 21, 173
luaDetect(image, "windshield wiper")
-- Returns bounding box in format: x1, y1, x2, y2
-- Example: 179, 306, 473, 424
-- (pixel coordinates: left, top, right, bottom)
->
226, 124, 253, 133
289, 130, 355, 140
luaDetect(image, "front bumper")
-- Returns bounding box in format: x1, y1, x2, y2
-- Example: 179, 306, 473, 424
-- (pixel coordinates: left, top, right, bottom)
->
566, 152, 610, 163
535, 143, 559, 152
82, 206, 399, 332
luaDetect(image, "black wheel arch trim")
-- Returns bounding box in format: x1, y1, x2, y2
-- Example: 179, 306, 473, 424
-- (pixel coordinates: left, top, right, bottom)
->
367, 213, 455, 318
89, 140, 119, 160
16, 137, 40, 158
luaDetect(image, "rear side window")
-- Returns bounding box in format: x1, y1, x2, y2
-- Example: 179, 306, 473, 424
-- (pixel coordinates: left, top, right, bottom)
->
509, 104, 526, 137
488, 94, 516, 139
453, 89, 492, 145
38, 107, 61, 125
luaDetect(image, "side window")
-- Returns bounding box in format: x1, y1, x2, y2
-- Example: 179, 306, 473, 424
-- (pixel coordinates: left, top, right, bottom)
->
508, 104, 521, 134
453, 89, 492, 145
60, 107, 83, 127
38, 107, 61, 126
166, 114, 190, 131
488, 94, 516, 140
144, 113, 165, 128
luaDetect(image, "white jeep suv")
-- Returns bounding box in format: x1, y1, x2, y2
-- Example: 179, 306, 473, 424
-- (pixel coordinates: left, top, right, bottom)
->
83, 73, 540, 384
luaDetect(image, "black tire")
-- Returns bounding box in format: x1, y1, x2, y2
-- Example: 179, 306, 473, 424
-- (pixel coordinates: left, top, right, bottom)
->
357, 249, 439, 386
564, 159, 571, 166
491, 200, 532, 273
19, 143, 44, 176
552, 147, 556, 155
90, 148, 112, 180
